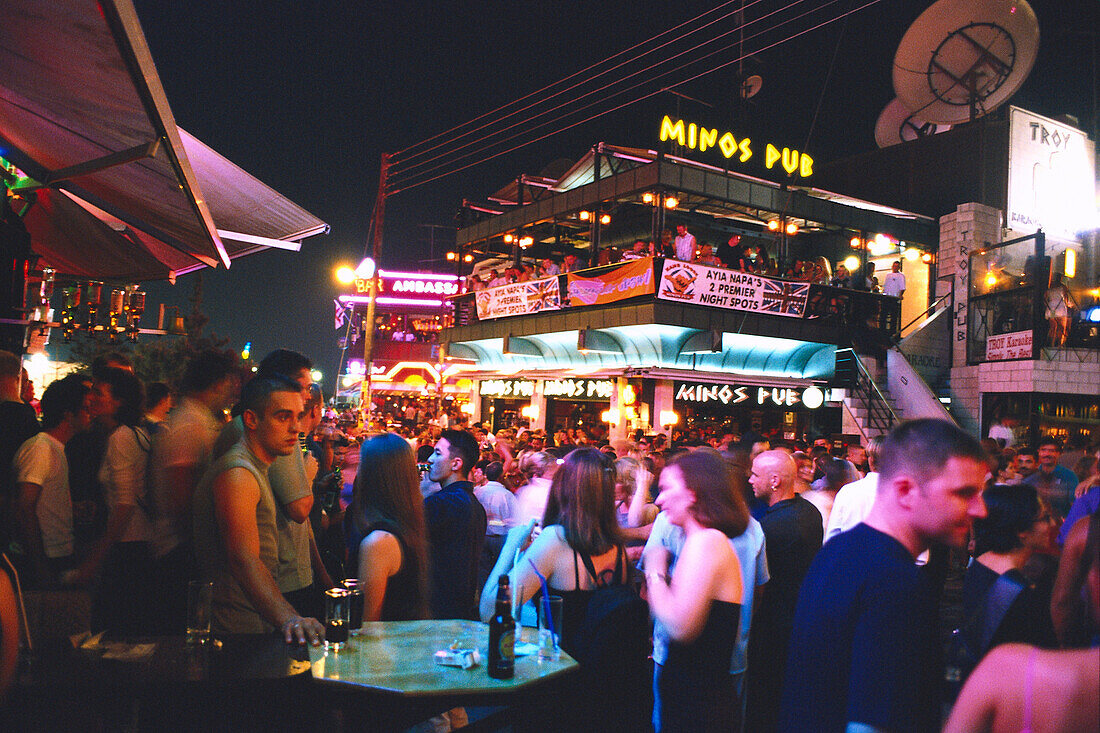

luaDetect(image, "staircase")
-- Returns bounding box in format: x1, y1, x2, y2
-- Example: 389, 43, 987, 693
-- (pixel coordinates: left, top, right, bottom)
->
837, 348, 901, 441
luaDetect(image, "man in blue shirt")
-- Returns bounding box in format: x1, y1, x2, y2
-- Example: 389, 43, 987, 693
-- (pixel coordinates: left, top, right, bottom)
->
1023, 437, 1078, 519
780, 419, 988, 733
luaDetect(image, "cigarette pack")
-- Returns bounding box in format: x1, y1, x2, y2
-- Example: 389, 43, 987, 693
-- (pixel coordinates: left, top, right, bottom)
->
433, 648, 480, 669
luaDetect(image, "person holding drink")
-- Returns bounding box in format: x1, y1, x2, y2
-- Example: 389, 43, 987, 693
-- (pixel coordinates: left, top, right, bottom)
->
191, 375, 323, 644
345, 432, 430, 622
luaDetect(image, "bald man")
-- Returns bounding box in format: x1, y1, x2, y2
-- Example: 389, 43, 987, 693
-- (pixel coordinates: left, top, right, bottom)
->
745, 450, 823, 733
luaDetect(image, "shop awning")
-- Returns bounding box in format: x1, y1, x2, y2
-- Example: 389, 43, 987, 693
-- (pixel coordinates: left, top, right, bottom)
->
0, 0, 327, 281
448, 325, 836, 380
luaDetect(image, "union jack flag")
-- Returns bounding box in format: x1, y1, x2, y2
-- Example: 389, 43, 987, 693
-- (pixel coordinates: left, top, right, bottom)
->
334, 299, 351, 329
525, 277, 561, 312
760, 279, 809, 316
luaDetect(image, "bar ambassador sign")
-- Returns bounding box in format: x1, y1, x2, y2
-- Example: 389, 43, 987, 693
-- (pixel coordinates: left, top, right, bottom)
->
657, 260, 809, 317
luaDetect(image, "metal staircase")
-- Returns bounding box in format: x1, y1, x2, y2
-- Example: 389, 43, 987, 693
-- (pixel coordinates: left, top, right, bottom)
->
836, 348, 900, 439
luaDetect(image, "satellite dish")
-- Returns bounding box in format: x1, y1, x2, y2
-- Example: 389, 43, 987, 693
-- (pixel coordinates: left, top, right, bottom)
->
893, 0, 1038, 124
875, 98, 953, 147
740, 75, 763, 99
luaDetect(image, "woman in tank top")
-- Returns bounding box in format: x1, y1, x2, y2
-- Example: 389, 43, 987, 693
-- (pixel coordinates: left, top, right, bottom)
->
645, 450, 747, 732
480, 447, 626, 638
345, 433, 429, 621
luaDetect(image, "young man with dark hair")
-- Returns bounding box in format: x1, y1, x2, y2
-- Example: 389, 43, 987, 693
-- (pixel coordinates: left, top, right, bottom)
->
0, 350, 40, 552
12, 374, 90, 587
425, 429, 487, 620
192, 375, 322, 642
780, 418, 988, 733
1010, 446, 1039, 483
215, 350, 333, 620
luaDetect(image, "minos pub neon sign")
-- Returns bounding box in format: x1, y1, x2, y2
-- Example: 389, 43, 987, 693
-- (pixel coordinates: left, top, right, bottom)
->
659, 115, 814, 178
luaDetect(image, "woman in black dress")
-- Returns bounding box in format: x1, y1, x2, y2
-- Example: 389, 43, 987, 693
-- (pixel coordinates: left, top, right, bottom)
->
346, 432, 430, 621
645, 450, 748, 732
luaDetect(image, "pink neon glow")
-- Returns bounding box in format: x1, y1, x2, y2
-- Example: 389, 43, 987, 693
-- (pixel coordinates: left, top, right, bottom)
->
339, 295, 445, 307
378, 269, 459, 281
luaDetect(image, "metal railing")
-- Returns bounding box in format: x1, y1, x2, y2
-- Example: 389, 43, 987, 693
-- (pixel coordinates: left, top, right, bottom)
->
836, 347, 898, 436
449, 259, 903, 349
900, 289, 953, 335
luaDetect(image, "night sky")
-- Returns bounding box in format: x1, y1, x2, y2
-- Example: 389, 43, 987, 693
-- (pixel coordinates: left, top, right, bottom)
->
127, 0, 1097, 387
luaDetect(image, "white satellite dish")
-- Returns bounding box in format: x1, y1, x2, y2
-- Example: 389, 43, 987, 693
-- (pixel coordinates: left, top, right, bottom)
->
740, 75, 763, 100
875, 98, 953, 147
893, 0, 1038, 124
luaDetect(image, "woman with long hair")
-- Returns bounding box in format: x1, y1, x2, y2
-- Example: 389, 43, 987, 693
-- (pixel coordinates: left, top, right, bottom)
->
72, 367, 154, 634
480, 447, 649, 728
346, 432, 430, 621
645, 450, 747, 732
480, 447, 627, 632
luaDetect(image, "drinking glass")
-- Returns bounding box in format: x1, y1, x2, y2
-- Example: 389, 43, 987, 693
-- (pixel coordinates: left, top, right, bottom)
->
537, 595, 563, 662
342, 578, 365, 634
324, 588, 352, 651
186, 580, 213, 645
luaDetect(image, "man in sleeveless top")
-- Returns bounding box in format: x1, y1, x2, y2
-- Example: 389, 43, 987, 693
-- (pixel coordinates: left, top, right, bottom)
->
214, 350, 333, 620
192, 376, 322, 644
780, 419, 988, 733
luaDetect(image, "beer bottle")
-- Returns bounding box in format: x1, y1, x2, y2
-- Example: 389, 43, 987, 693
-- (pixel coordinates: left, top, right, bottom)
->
487, 575, 515, 679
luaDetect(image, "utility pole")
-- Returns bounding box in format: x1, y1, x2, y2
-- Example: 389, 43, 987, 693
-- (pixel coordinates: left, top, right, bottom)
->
360, 153, 390, 426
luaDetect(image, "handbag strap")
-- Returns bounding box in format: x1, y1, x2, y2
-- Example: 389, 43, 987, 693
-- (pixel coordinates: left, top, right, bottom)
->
963, 569, 1028, 655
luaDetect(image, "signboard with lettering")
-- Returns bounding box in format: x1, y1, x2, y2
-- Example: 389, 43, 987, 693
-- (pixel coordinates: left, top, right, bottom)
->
985, 329, 1033, 362
543, 378, 615, 400
353, 276, 460, 297
479, 379, 536, 398
658, 115, 814, 178
567, 257, 655, 306
675, 382, 830, 408
475, 276, 561, 320
1006, 107, 1095, 241
657, 260, 809, 317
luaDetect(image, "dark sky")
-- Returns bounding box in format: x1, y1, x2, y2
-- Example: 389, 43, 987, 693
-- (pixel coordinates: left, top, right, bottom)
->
131, 0, 1097, 386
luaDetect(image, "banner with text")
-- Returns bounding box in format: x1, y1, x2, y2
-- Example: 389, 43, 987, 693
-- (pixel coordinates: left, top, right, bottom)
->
657, 260, 809, 317
985, 329, 1033, 361
475, 276, 561, 320
567, 257, 655, 306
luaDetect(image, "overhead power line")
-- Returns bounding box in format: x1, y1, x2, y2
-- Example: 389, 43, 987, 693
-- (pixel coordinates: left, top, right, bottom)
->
389, 0, 886, 194
392, 0, 750, 162
391, 0, 811, 182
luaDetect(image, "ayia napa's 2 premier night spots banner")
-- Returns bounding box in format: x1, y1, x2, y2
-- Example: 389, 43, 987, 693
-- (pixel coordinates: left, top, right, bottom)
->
475, 276, 561, 320
567, 257, 655, 306
657, 260, 809, 317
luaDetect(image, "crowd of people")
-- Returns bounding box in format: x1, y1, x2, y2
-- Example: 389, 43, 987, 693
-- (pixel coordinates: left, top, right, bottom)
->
3, 343, 1098, 731
465, 223, 907, 298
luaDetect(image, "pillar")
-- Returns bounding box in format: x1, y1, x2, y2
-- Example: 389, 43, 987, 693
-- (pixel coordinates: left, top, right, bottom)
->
651, 379, 675, 436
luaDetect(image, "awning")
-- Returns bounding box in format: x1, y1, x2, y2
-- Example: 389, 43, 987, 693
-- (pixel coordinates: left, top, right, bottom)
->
0, 0, 327, 281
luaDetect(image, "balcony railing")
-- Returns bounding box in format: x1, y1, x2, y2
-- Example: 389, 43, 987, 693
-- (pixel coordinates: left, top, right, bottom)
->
448, 257, 902, 349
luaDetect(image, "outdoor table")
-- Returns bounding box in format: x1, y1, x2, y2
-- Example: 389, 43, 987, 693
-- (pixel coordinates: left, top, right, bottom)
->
5, 634, 314, 731
308, 618, 579, 731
